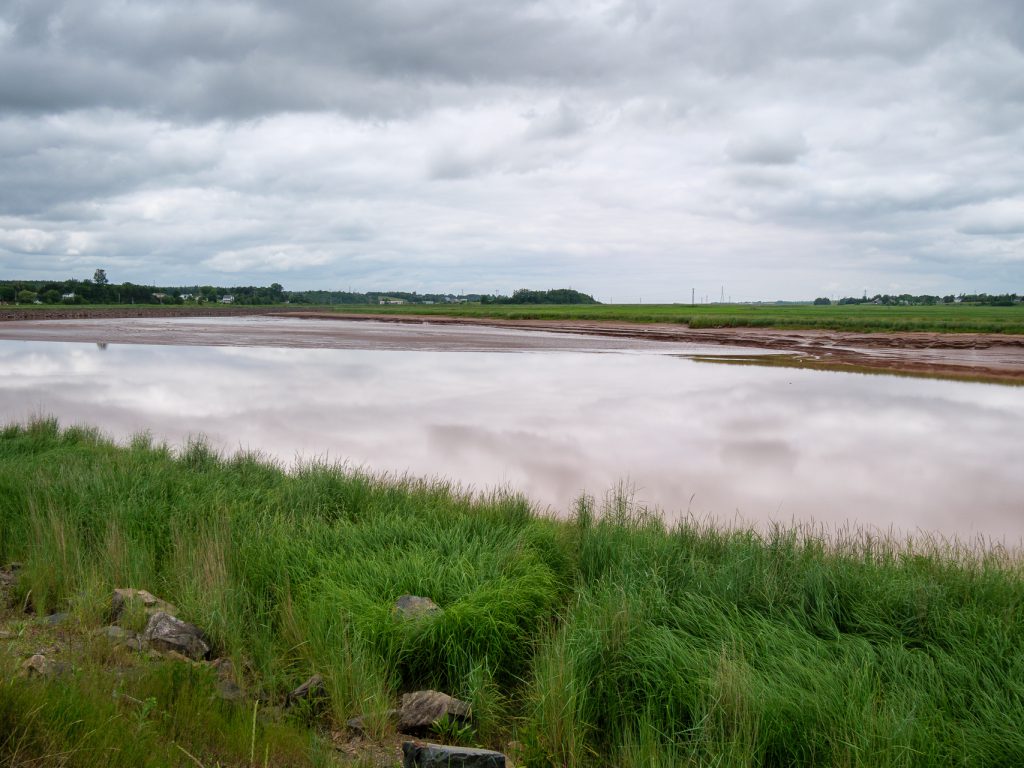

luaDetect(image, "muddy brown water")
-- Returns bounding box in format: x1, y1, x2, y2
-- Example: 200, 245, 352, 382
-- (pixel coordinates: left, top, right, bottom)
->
1, 316, 1022, 542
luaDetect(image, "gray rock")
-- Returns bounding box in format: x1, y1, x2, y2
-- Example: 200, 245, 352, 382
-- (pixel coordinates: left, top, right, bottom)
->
142, 611, 210, 660
20, 653, 71, 678
45, 612, 70, 626
398, 690, 471, 733
394, 595, 442, 620
111, 588, 176, 622
402, 741, 506, 768
286, 673, 326, 706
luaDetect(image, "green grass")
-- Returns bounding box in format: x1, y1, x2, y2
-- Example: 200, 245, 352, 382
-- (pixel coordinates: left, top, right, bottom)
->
330, 302, 1024, 334
2, 419, 1023, 766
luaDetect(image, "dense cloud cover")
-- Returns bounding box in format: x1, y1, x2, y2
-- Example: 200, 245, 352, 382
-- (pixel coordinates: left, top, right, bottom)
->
1, 0, 1022, 299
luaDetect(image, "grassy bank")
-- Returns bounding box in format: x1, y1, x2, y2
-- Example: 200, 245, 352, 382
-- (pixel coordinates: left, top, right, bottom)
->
333, 302, 1024, 334
2, 420, 1023, 766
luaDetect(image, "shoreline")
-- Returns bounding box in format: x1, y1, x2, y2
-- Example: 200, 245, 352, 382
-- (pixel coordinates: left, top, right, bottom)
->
2, 305, 1023, 383
283, 311, 1024, 384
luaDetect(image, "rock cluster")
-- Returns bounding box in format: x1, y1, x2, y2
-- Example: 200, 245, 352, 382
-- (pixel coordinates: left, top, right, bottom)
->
5, 581, 514, 765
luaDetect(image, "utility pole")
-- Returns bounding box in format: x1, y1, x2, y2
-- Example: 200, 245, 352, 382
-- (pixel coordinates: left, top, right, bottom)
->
691, 288, 695, 306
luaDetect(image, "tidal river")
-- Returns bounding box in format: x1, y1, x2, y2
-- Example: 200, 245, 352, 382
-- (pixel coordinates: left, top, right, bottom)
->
1, 316, 1022, 542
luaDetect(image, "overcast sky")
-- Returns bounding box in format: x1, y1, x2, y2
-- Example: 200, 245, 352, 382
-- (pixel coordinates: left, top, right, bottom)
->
1, 0, 1022, 301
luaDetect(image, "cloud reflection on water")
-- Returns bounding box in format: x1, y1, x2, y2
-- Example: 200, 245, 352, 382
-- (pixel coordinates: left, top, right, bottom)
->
1, 340, 1022, 542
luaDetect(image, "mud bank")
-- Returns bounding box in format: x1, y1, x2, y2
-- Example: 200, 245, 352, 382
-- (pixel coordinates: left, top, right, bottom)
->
0, 306, 286, 322
283, 312, 1024, 384
2, 306, 1023, 382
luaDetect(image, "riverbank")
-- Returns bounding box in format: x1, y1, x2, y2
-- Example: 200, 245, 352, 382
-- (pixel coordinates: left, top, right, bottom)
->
2, 419, 1022, 766
2, 305, 1024, 383
0, 305, 293, 322
287, 311, 1024, 384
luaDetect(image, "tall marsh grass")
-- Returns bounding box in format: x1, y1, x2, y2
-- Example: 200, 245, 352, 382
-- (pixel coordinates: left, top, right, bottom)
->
1, 419, 1022, 766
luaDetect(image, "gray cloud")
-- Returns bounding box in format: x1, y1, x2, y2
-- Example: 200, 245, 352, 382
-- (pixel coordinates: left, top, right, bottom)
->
726, 132, 808, 165
0, 0, 1022, 298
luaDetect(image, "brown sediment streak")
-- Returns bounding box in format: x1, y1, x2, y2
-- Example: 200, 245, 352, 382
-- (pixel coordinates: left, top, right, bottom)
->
279, 312, 1024, 385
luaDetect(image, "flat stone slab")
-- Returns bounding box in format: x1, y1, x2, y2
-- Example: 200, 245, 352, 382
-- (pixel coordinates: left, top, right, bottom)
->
403, 741, 506, 767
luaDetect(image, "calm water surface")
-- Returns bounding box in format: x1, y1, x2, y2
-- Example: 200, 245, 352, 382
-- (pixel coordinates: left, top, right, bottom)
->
2, 320, 1022, 541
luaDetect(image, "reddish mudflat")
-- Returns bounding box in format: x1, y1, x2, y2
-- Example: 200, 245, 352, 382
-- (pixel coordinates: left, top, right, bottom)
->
2, 308, 1023, 382
287, 312, 1024, 384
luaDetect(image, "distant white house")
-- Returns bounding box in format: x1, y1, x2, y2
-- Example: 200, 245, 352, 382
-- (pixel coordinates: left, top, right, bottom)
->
220, 295, 235, 304
379, 298, 406, 305
180, 293, 194, 301
61, 292, 75, 300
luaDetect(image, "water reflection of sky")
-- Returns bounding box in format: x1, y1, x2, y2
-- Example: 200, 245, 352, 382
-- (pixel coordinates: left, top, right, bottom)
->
2, 339, 1023, 542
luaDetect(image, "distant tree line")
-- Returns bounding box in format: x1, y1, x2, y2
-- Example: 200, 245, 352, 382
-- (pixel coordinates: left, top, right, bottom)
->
481, 288, 599, 305
0, 275, 286, 305
0, 273, 487, 307
285, 290, 480, 305
823, 293, 1021, 307
0, 274, 604, 308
